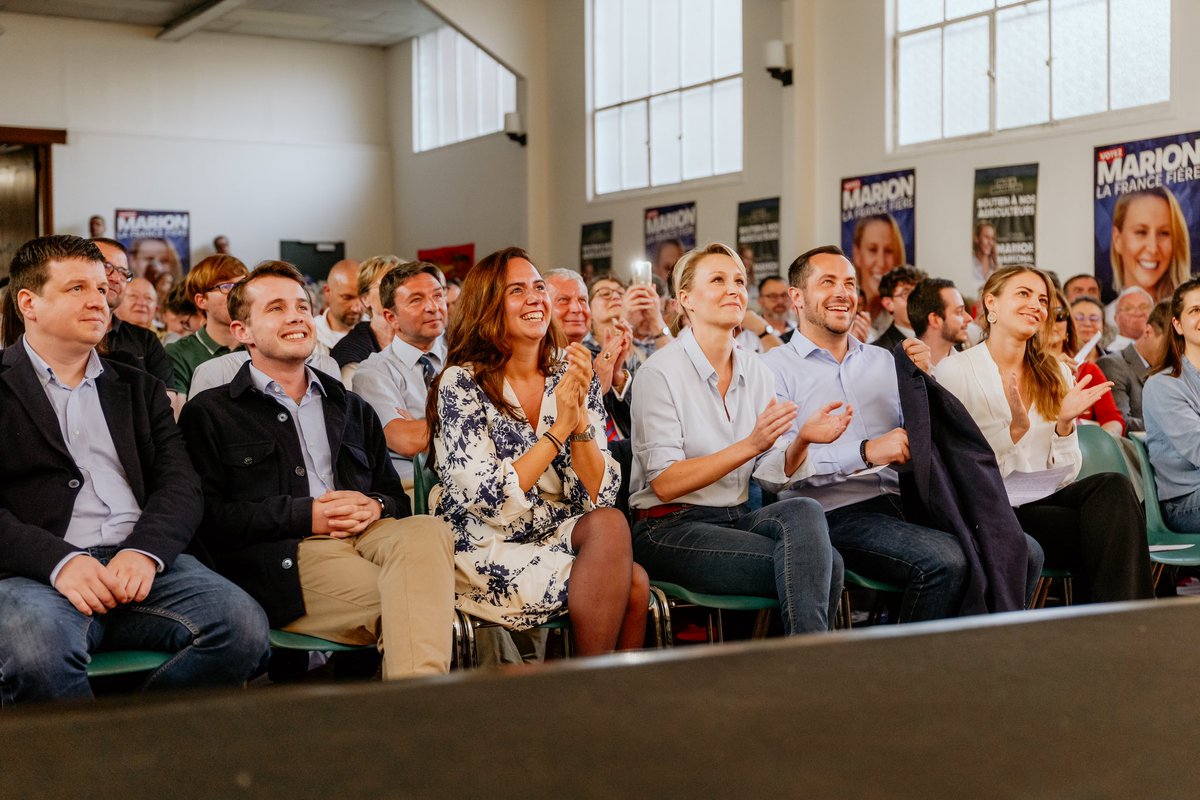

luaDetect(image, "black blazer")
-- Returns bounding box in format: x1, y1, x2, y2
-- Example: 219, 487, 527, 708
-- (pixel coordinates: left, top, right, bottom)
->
0, 343, 202, 583
893, 345, 1030, 614
179, 362, 410, 626
871, 323, 908, 354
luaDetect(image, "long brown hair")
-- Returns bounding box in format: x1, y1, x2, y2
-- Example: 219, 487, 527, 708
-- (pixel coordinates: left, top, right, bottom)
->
980, 265, 1068, 420
1156, 277, 1200, 378
425, 247, 566, 465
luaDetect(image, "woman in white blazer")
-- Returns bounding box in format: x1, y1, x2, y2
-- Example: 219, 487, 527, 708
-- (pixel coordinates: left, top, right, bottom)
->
936, 266, 1152, 603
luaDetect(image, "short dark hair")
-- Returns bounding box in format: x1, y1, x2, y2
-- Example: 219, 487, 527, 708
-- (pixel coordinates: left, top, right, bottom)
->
1064, 274, 1097, 292
379, 261, 444, 312
90, 237, 128, 258
878, 265, 927, 300
907, 278, 956, 338
226, 260, 306, 324
164, 282, 198, 316
2, 235, 104, 347
1148, 299, 1171, 335
758, 274, 786, 295
787, 245, 845, 288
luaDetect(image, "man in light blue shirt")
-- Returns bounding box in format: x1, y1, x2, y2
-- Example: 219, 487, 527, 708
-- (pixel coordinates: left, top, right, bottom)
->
763, 245, 973, 622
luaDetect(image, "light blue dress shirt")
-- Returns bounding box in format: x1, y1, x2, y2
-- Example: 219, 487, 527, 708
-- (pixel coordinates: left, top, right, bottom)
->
248, 365, 334, 498
1144, 359, 1200, 501
760, 331, 902, 511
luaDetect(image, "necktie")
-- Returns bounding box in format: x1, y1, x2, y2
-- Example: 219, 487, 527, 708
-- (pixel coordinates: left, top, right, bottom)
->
418, 354, 437, 388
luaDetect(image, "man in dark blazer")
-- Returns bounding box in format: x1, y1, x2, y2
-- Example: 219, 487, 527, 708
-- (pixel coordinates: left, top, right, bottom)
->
180, 261, 454, 679
0, 235, 268, 707
1097, 300, 1171, 433
869, 265, 925, 352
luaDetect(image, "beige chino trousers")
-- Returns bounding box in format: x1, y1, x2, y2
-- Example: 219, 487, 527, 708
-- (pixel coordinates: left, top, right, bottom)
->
281, 515, 455, 678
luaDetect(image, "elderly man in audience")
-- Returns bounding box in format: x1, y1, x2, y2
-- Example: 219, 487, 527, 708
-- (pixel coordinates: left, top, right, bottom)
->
870, 265, 926, 353
908, 277, 970, 368
180, 261, 455, 679
0, 235, 268, 706
165, 254, 249, 396
116, 277, 158, 331
1098, 300, 1170, 433
763, 246, 1044, 621
1106, 286, 1155, 353
313, 259, 361, 355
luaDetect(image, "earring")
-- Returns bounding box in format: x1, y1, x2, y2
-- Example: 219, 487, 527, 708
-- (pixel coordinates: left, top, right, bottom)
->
986, 311, 997, 324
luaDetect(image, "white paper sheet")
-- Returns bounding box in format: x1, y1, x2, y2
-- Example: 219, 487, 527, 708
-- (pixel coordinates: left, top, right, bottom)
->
1004, 465, 1075, 506
1149, 544, 1196, 552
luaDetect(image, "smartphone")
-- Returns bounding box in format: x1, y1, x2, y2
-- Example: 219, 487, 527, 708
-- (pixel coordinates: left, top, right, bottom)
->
631, 260, 653, 286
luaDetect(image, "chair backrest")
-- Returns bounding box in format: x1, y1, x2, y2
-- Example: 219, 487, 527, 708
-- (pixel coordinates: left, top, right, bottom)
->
1076, 424, 1131, 481
412, 451, 439, 516
1127, 435, 1174, 541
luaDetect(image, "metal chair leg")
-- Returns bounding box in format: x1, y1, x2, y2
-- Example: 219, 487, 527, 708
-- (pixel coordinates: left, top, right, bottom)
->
836, 588, 852, 630
647, 585, 671, 648
1152, 562, 1165, 591
751, 609, 771, 639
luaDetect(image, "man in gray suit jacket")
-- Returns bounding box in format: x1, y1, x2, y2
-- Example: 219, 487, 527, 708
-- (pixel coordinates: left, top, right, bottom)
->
1097, 301, 1171, 432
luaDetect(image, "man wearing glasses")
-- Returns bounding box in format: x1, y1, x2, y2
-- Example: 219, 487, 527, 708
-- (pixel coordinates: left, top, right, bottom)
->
92, 238, 178, 412
165, 254, 249, 396
758, 275, 797, 342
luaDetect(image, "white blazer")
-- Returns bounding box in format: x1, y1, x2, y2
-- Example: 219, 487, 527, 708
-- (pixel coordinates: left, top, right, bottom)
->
935, 344, 1081, 482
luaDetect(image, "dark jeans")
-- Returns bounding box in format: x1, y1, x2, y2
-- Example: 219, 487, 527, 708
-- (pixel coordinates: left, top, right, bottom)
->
0, 549, 270, 707
1014, 472, 1154, 604
827, 494, 1045, 621
632, 498, 842, 634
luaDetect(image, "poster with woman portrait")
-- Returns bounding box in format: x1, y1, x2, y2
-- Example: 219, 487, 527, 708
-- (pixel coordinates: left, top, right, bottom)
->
644, 201, 696, 285
972, 164, 1038, 287
840, 169, 916, 320
115, 209, 190, 301
1094, 131, 1200, 305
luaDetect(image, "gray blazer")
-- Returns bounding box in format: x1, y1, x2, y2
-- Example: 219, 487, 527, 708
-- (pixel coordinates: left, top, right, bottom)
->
1098, 344, 1151, 432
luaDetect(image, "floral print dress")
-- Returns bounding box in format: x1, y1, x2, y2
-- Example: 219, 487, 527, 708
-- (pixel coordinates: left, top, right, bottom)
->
431, 361, 620, 629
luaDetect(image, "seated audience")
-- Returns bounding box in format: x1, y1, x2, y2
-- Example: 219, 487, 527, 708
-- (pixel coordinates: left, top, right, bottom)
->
180, 261, 454, 678
1106, 286, 1155, 353
165, 254, 249, 395
188, 348, 340, 400
1069, 295, 1109, 360
428, 247, 648, 654
331, 255, 405, 385
1064, 273, 1102, 303
353, 261, 448, 482
764, 246, 1041, 619
1046, 289, 1125, 436
1098, 300, 1170, 432
870, 265, 926, 352
1143, 279, 1200, 530
313, 259, 361, 355
758, 275, 796, 341
0, 235, 267, 706
908, 277, 970, 367
625, 278, 674, 355
629, 243, 845, 634
116, 277, 158, 332
935, 266, 1153, 603
161, 283, 203, 345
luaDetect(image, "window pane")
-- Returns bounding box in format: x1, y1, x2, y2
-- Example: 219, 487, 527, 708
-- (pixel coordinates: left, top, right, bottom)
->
501, 69, 517, 117
437, 27, 458, 148
996, 1, 1048, 130
681, 84, 713, 180
1051, 0, 1107, 120
650, 92, 681, 186
595, 107, 621, 195
415, 32, 439, 152
620, 101, 649, 190
622, 0, 650, 101
897, 29, 941, 145
478, 56, 499, 134
943, 16, 989, 137
681, 0, 713, 85
457, 42, 479, 141
712, 0, 742, 79
946, 0, 993, 19
712, 77, 742, 175
1111, 0, 1170, 110
650, 0, 681, 93
897, 0, 943, 32
594, 0, 622, 108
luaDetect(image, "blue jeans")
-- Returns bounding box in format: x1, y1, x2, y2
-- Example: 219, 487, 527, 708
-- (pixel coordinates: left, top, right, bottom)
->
1163, 487, 1200, 532
632, 499, 843, 635
0, 549, 270, 707
827, 494, 1045, 621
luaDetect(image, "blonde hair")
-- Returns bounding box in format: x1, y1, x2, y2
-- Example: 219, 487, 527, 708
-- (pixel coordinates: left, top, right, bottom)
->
671, 242, 747, 324
1110, 187, 1191, 300
356, 255, 405, 297
980, 265, 1068, 420
852, 214, 907, 267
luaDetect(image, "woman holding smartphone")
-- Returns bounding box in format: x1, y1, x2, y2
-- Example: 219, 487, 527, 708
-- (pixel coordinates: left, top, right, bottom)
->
935, 266, 1152, 603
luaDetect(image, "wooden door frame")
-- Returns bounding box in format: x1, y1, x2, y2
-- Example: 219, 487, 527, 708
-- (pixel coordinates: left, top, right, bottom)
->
0, 126, 67, 234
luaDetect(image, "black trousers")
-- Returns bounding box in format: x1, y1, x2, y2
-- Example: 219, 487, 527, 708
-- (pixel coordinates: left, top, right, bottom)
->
1014, 472, 1153, 604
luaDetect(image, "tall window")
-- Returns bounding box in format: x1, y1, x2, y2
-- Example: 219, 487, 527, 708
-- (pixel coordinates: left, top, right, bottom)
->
894, 0, 1171, 147
591, 0, 743, 196
414, 27, 517, 153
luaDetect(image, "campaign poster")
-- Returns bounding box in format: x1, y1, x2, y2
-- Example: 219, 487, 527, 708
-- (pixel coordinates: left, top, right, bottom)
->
1094, 131, 1200, 304
736, 197, 780, 282
417, 243, 475, 282
972, 164, 1038, 285
115, 210, 191, 291
840, 170, 916, 310
580, 221, 613, 279
644, 201, 696, 283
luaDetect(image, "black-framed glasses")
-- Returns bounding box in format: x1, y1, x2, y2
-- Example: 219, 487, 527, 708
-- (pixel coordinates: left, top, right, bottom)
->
103, 262, 133, 283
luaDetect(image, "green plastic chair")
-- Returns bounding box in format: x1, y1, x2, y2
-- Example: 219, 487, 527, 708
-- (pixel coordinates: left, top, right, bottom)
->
1031, 567, 1073, 608
1076, 424, 1133, 481
412, 451, 438, 516
649, 580, 778, 645
268, 629, 374, 653
87, 650, 172, 678
1127, 436, 1200, 587
841, 569, 905, 628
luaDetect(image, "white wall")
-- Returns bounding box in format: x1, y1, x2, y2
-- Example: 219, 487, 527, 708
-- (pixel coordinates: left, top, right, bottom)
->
0, 12, 394, 267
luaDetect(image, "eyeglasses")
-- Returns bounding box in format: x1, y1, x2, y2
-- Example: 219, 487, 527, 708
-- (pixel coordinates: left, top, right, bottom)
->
103, 262, 133, 283
759, 292, 790, 302
592, 288, 625, 302
1072, 313, 1103, 325
208, 279, 243, 294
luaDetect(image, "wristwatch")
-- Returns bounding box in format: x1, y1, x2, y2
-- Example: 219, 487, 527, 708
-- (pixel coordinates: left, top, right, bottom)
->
759, 324, 777, 339
569, 428, 596, 443
659, 325, 671, 338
